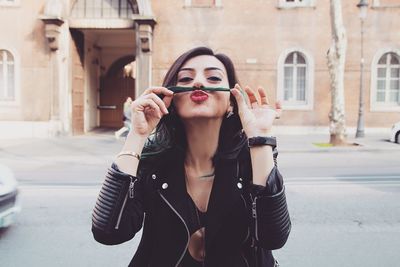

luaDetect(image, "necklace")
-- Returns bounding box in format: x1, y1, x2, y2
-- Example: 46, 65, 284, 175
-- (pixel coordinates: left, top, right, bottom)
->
185, 164, 215, 180
198, 171, 215, 180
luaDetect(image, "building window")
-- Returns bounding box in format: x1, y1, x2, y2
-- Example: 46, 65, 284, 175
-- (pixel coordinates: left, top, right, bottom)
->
278, 0, 315, 9
184, 0, 222, 8
376, 52, 400, 103
0, 49, 15, 101
284, 52, 307, 102
277, 49, 314, 110
71, 0, 139, 19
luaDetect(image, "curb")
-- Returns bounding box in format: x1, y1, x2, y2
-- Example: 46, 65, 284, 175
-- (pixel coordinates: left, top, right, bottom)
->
279, 148, 400, 153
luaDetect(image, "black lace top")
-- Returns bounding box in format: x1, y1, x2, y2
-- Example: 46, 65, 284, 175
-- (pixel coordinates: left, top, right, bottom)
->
181, 192, 207, 267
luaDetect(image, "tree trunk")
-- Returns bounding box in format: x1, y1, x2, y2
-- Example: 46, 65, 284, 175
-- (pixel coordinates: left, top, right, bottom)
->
327, 0, 348, 146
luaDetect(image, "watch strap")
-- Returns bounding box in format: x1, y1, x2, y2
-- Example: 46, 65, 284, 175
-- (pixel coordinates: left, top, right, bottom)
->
248, 136, 277, 149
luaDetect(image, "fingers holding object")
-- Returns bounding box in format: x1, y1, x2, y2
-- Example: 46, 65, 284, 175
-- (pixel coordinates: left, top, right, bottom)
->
140, 99, 163, 119
143, 86, 174, 97
139, 86, 174, 114
163, 94, 173, 110
230, 84, 248, 112
144, 93, 169, 114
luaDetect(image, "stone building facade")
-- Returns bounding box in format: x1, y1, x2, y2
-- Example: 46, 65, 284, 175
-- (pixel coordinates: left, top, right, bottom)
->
0, 0, 399, 138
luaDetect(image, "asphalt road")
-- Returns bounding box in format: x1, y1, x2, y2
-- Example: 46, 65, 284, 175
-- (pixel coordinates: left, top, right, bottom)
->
0, 136, 399, 266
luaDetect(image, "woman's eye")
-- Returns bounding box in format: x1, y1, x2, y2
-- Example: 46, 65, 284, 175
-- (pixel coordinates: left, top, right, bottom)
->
208, 76, 222, 81
178, 77, 193, 82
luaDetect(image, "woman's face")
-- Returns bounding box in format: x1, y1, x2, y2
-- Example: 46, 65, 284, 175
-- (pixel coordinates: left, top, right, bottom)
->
173, 55, 231, 120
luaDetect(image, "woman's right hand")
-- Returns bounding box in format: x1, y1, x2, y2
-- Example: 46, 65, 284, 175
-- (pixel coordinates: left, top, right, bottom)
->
129, 87, 174, 137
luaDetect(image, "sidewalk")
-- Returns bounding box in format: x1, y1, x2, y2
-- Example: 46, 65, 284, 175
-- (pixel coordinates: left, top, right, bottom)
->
275, 132, 399, 153
0, 131, 398, 158
0, 130, 398, 185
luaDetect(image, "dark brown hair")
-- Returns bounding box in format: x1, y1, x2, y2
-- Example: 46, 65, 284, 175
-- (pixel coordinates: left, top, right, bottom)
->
141, 46, 246, 163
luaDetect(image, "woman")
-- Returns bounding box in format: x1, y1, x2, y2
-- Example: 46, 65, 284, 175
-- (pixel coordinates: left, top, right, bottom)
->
92, 47, 291, 267
115, 97, 133, 139
123, 96, 133, 129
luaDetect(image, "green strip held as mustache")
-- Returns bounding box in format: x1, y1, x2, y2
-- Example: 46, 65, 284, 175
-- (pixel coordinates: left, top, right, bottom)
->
167, 86, 231, 93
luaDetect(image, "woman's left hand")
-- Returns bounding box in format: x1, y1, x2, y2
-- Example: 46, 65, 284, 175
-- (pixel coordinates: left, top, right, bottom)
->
230, 84, 282, 137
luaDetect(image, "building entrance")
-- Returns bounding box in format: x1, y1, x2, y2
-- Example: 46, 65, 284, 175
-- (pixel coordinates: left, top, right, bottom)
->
99, 56, 135, 128
68, 0, 153, 135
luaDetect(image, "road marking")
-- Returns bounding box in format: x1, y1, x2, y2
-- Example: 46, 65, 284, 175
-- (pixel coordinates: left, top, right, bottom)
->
285, 175, 400, 186
17, 176, 400, 187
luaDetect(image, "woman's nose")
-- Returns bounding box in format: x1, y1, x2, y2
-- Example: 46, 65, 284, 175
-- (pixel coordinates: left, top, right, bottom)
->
193, 81, 205, 89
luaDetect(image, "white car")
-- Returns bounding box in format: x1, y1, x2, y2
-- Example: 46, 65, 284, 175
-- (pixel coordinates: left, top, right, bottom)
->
0, 164, 20, 228
390, 121, 400, 144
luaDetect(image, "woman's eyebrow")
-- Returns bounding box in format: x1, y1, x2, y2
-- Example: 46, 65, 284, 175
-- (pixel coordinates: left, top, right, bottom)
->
178, 68, 195, 72
178, 67, 224, 72
204, 67, 223, 72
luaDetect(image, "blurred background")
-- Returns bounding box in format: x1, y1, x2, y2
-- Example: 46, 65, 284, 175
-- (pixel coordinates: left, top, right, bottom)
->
0, 0, 399, 266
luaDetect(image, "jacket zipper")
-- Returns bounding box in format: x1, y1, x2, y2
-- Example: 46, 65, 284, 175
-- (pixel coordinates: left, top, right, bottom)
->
237, 162, 251, 245
115, 177, 136, 230
238, 158, 259, 242
238, 161, 250, 267
240, 194, 250, 244
239, 195, 250, 267
250, 193, 259, 267
251, 194, 259, 241
159, 191, 190, 267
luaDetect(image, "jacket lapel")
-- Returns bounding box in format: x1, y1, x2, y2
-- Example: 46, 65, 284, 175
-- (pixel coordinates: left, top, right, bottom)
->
156, 150, 191, 230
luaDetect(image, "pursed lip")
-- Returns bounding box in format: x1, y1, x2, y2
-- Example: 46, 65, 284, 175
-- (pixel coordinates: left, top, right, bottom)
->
190, 89, 209, 97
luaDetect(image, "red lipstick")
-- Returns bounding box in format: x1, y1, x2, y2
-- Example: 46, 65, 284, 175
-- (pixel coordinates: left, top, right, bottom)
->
190, 90, 209, 102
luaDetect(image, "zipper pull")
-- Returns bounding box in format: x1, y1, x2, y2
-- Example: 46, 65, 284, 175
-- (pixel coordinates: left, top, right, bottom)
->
129, 177, 136, 199
252, 200, 257, 218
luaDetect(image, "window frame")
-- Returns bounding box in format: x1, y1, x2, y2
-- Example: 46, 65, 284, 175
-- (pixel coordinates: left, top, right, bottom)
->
0, 0, 20, 7
184, 0, 222, 8
0, 47, 20, 107
370, 48, 400, 112
277, 48, 314, 110
277, 0, 316, 9
70, 0, 139, 19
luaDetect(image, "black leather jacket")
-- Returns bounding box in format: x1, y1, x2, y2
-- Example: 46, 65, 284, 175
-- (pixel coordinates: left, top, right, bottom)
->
91, 144, 291, 267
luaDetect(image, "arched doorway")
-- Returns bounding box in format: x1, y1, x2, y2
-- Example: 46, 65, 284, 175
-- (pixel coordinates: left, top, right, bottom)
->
68, 0, 155, 135
99, 56, 136, 128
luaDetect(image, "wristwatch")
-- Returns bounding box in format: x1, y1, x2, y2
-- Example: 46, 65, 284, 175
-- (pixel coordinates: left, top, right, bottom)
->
248, 136, 277, 150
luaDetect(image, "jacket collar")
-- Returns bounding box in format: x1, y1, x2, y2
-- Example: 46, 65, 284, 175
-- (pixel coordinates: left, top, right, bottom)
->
156, 149, 243, 247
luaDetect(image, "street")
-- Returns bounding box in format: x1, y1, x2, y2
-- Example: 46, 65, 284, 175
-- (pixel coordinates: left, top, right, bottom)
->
1, 135, 399, 266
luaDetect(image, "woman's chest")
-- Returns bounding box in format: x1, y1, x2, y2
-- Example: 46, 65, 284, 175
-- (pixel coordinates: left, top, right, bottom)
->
147, 157, 251, 242
186, 180, 213, 212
